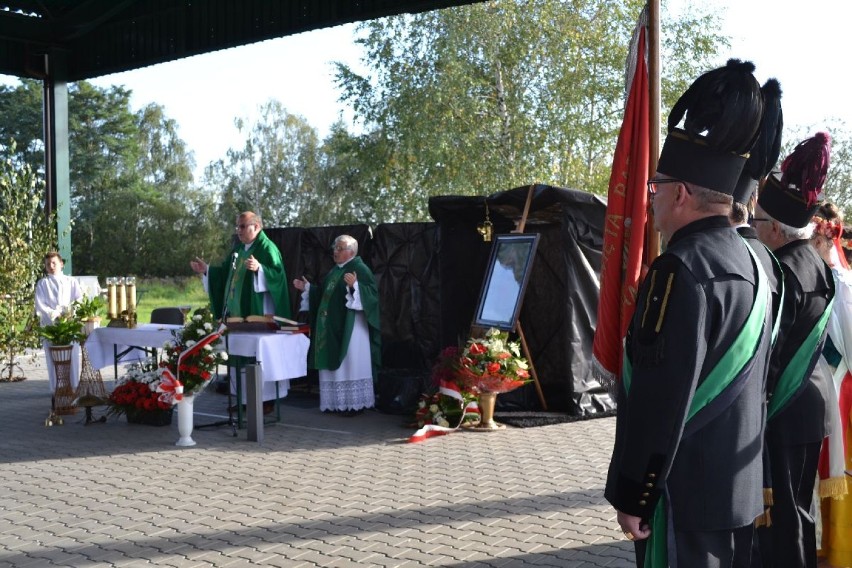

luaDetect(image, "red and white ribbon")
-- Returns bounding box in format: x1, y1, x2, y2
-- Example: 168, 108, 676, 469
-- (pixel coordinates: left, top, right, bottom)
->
156, 369, 184, 404
408, 380, 480, 443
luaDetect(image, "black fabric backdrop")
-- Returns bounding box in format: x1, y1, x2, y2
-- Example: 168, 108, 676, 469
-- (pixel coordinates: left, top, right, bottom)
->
263, 184, 608, 415
428, 184, 607, 413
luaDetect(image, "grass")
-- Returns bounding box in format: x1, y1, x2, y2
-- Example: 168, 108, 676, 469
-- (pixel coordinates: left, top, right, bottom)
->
134, 277, 209, 324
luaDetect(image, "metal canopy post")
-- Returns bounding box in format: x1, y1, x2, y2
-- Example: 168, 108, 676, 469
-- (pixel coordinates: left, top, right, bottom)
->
42, 51, 73, 272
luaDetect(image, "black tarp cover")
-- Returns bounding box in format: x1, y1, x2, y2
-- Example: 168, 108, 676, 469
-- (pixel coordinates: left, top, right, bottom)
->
264, 184, 607, 414
428, 184, 606, 413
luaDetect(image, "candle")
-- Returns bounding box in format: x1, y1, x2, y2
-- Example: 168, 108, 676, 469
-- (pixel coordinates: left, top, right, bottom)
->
107, 278, 117, 318
126, 277, 137, 312
117, 278, 127, 314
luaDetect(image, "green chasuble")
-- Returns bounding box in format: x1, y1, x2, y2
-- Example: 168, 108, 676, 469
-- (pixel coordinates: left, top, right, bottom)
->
207, 231, 291, 320
307, 256, 381, 379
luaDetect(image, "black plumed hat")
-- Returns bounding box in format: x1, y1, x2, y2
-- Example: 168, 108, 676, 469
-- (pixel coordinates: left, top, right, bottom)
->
758, 132, 831, 228
657, 59, 763, 194
733, 79, 783, 205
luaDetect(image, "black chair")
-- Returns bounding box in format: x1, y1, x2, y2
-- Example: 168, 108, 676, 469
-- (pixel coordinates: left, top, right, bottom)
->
150, 307, 185, 326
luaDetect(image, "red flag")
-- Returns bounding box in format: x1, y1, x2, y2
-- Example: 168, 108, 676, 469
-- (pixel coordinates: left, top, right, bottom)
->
592, 10, 650, 387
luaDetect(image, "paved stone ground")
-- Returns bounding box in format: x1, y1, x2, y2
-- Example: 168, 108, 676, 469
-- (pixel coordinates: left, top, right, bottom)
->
0, 352, 632, 567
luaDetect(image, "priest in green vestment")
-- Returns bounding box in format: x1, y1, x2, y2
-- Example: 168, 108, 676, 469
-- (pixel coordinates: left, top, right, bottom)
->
190, 211, 291, 320
294, 235, 381, 414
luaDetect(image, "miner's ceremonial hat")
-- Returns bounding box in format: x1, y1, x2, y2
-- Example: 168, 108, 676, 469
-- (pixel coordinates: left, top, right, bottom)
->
758, 132, 831, 228
657, 59, 763, 194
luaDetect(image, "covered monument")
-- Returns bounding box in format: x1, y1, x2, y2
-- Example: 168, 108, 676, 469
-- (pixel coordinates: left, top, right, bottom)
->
428, 184, 611, 413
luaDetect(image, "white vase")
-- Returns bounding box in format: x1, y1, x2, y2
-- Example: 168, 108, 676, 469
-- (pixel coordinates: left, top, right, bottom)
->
82, 318, 101, 337
175, 395, 196, 447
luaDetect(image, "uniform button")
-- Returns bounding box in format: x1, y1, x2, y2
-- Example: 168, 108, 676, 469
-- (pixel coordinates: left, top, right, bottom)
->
642, 492, 649, 497
648, 473, 656, 478
639, 500, 647, 506
645, 483, 653, 488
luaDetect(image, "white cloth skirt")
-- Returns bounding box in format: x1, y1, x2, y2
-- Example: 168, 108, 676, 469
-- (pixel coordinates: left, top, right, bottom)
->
319, 312, 375, 411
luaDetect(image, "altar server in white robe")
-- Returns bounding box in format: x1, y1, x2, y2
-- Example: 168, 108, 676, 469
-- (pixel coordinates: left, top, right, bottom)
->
34, 251, 84, 391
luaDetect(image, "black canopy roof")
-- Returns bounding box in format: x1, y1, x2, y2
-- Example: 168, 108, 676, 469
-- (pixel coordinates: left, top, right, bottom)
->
0, 0, 486, 81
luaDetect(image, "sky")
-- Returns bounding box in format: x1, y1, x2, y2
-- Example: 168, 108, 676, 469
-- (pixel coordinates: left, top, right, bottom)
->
1, 1, 849, 180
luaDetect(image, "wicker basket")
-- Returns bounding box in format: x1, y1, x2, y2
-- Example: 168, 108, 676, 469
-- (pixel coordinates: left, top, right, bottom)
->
49, 345, 78, 416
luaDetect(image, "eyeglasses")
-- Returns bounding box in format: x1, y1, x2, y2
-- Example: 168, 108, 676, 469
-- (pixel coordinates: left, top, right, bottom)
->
646, 178, 685, 195
234, 223, 255, 231
750, 218, 772, 223
331, 246, 348, 252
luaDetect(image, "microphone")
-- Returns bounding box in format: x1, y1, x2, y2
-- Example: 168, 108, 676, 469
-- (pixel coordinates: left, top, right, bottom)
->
231, 252, 238, 270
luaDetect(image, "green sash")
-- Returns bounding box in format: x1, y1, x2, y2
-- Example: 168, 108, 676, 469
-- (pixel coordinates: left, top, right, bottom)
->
765, 246, 784, 346
621, 240, 768, 567
766, 296, 833, 419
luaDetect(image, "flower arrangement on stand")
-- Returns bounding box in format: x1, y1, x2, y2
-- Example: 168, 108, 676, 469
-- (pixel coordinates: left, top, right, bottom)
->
159, 307, 227, 446
73, 295, 106, 336
456, 328, 530, 393
456, 328, 530, 431
106, 359, 174, 425
160, 307, 227, 397
37, 305, 86, 422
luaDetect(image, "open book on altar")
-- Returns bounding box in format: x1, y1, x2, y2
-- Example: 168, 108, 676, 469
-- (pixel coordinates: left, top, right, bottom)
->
225, 315, 309, 333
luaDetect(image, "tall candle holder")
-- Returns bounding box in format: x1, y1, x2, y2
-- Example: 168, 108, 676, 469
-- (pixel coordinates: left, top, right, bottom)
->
106, 277, 118, 319
117, 277, 127, 315
126, 276, 137, 313
106, 276, 139, 328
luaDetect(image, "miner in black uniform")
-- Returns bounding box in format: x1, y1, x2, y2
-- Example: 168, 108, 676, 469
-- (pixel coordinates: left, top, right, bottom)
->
752, 132, 834, 568
605, 60, 771, 568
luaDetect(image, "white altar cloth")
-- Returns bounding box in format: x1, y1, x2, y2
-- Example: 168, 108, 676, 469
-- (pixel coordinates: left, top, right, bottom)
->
84, 324, 182, 374
227, 332, 310, 403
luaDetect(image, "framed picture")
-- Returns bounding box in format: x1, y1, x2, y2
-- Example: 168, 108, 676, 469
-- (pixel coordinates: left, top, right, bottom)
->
473, 233, 540, 331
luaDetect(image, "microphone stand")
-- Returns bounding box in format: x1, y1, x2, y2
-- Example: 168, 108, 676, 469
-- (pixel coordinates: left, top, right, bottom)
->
215, 249, 240, 435
219, 250, 239, 325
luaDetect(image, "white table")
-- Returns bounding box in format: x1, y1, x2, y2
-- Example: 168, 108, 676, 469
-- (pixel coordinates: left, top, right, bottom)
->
226, 331, 310, 400
84, 324, 182, 378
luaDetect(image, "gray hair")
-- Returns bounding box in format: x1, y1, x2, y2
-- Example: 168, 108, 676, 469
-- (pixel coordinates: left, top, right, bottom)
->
335, 235, 358, 255
689, 185, 733, 211
777, 220, 814, 241
239, 211, 263, 229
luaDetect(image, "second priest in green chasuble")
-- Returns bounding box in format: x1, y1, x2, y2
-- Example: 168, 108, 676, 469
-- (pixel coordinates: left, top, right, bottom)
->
190, 211, 291, 320
294, 234, 381, 413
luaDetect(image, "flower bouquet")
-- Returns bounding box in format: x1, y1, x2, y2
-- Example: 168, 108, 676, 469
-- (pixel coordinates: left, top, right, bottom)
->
456, 328, 530, 394
159, 307, 227, 397
106, 359, 174, 425
408, 346, 480, 442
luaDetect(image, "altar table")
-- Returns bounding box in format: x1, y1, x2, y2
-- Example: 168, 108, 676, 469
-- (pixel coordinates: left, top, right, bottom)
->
226, 331, 310, 427
84, 324, 182, 379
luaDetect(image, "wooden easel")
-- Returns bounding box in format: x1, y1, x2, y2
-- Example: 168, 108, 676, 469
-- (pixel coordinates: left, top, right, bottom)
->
511, 184, 547, 411
473, 183, 547, 411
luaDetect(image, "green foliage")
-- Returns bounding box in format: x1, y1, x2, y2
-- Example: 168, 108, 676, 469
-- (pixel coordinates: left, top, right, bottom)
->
0, 295, 39, 381
203, 100, 323, 228
73, 295, 105, 321
0, 80, 223, 278
0, 143, 57, 380
134, 277, 208, 324
37, 314, 85, 346
333, 0, 729, 220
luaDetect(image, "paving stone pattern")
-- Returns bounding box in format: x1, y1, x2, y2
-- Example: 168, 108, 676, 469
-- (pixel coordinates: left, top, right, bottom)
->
0, 352, 632, 567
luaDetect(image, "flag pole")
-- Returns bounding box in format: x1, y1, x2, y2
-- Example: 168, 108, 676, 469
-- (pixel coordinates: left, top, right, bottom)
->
646, 0, 662, 262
